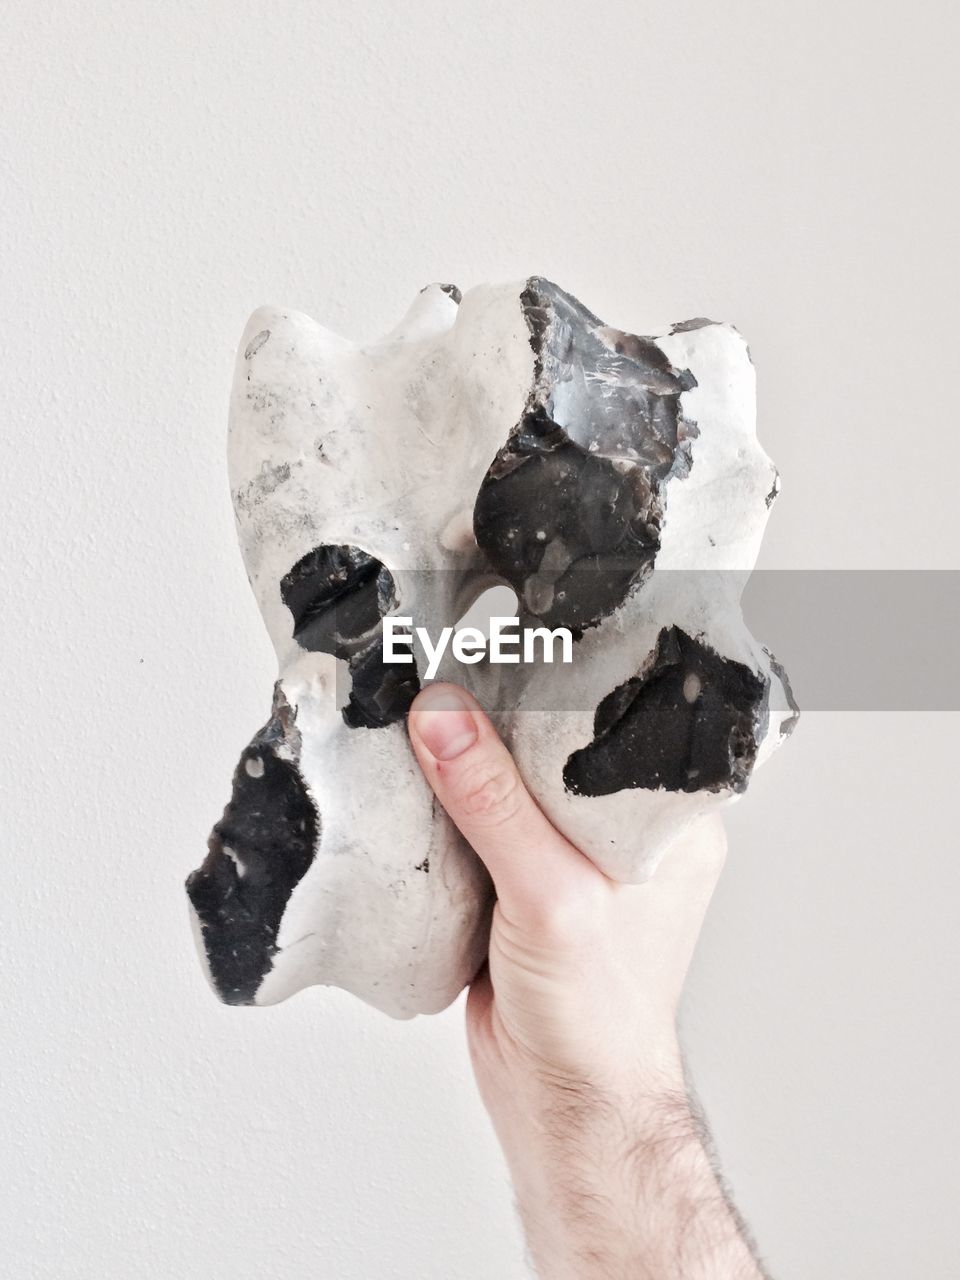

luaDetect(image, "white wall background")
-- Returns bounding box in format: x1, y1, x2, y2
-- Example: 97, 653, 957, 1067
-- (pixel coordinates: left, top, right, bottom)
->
2, 3, 958, 1277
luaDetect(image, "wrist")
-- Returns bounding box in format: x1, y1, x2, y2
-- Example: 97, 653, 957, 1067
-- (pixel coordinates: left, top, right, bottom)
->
492, 1072, 765, 1280
530, 1021, 687, 1106
486, 1035, 691, 1201
477, 1018, 687, 1160
496, 1062, 694, 1183
496, 1082, 703, 1280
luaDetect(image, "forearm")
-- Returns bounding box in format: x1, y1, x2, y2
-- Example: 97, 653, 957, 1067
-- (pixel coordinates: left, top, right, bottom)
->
492, 1066, 767, 1280
406, 691, 764, 1276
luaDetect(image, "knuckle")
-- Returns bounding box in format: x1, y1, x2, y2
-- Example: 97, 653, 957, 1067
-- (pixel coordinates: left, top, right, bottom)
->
531, 882, 604, 947
456, 757, 524, 827
530, 896, 579, 943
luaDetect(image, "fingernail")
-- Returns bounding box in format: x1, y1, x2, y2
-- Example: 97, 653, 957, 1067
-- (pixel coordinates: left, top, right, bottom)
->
412, 686, 478, 760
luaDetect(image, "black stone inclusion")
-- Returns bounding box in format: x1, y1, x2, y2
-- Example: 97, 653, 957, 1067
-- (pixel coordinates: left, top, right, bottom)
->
281, 543, 419, 728
473, 277, 697, 632
563, 627, 768, 797
186, 685, 318, 1004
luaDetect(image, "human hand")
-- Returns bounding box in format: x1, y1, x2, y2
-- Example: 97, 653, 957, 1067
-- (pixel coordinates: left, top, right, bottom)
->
407, 683, 768, 1280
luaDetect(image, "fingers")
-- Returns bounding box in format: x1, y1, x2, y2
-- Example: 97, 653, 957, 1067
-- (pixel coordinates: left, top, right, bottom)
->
407, 683, 596, 925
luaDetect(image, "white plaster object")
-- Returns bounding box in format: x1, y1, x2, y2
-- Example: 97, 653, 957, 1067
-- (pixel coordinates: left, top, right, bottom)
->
186, 278, 797, 1017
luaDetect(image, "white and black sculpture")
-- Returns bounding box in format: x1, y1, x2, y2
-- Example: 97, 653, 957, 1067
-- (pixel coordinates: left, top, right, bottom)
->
186, 278, 797, 1017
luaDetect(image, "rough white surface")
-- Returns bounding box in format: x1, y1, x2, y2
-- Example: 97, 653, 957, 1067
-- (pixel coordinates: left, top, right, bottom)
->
3, 5, 959, 1279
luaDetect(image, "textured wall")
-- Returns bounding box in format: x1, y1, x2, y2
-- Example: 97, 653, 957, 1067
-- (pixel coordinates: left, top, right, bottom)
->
2, 4, 958, 1277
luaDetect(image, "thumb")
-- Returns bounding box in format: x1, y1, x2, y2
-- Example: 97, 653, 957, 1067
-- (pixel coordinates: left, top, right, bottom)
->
407, 683, 594, 925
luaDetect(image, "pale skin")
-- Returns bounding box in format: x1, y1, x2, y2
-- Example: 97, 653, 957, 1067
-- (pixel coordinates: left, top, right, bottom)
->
407, 682, 769, 1280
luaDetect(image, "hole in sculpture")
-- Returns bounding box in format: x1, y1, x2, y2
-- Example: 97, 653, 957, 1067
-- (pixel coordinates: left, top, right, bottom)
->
280, 543, 420, 729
